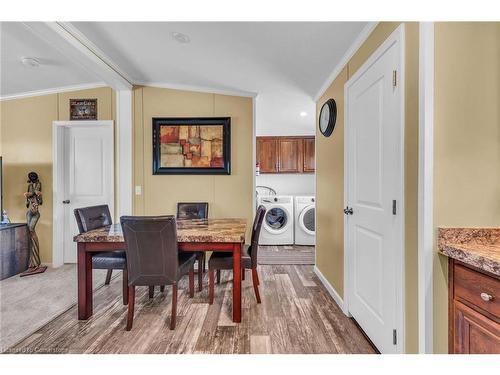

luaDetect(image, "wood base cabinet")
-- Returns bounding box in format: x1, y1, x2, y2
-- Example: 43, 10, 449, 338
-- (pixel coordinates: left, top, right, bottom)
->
449, 259, 500, 354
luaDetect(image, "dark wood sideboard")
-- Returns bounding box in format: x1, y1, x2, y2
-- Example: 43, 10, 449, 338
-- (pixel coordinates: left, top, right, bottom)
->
448, 259, 500, 353
0, 223, 30, 280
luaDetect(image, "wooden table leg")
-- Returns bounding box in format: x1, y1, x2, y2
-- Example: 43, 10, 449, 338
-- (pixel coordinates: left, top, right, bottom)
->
77, 243, 93, 320
232, 242, 242, 323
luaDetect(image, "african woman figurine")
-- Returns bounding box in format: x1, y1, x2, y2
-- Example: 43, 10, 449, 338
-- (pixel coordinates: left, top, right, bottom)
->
24, 172, 43, 271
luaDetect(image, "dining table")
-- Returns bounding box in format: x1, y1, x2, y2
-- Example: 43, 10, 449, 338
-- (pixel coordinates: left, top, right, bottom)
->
73, 218, 247, 323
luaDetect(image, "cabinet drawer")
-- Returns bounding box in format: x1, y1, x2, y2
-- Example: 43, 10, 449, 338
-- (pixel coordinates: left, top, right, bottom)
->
454, 263, 500, 319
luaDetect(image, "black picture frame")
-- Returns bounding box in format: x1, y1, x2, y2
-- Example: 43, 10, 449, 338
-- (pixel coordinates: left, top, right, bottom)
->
152, 117, 231, 175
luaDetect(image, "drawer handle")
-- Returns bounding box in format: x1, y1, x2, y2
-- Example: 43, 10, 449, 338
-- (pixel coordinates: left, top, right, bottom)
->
480, 292, 493, 302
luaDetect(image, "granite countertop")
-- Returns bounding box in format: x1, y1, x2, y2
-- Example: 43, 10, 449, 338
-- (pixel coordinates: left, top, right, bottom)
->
73, 218, 247, 244
438, 227, 500, 276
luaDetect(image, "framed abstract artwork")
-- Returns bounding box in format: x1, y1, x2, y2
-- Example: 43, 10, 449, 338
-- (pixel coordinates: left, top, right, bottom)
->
152, 117, 231, 175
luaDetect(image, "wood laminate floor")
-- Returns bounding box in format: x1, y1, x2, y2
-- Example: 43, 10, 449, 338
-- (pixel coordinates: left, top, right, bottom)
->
7, 265, 376, 354
258, 245, 315, 265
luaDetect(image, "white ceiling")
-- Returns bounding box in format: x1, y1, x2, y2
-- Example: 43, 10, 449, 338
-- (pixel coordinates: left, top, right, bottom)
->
0, 22, 100, 96
1, 22, 369, 135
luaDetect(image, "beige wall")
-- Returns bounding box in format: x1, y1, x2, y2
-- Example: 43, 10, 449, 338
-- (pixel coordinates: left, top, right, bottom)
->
0, 87, 115, 263
315, 22, 419, 353
1, 95, 58, 264
133, 86, 254, 242
433, 22, 500, 353
315, 66, 347, 298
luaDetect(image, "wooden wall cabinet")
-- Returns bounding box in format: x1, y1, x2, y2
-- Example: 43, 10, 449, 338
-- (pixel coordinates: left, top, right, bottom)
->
257, 136, 314, 174
256, 137, 278, 173
278, 138, 302, 173
303, 137, 315, 172
448, 259, 500, 354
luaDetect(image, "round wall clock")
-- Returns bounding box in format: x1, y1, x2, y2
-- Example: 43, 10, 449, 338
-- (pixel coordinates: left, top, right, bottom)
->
319, 98, 337, 137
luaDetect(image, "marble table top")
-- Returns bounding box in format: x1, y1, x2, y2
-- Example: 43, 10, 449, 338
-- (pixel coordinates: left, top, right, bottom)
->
74, 218, 247, 244
438, 227, 500, 276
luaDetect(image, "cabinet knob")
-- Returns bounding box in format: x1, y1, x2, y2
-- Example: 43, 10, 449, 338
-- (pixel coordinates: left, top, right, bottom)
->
480, 292, 493, 302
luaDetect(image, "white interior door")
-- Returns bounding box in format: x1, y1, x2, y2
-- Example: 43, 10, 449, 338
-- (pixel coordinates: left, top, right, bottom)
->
345, 29, 403, 354
62, 124, 114, 263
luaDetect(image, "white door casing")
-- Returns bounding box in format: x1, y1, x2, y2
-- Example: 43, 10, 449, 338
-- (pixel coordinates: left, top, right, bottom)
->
344, 25, 405, 354
418, 22, 434, 354
53, 121, 114, 265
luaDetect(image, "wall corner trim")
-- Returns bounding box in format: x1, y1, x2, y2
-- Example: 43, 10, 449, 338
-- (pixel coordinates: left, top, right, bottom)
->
418, 21, 435, 355
313, 22, 378, 102
313, 266, 349, 316
135, 81, 258, 98
116, 90, 133, 217
0, 82, 107, 102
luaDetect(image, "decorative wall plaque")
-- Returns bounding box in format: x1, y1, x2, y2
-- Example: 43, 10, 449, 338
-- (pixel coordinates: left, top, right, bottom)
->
70, 99, 98, 120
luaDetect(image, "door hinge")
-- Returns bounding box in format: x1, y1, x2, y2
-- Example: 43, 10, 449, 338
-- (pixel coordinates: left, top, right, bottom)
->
393, 329, 397, 345
392, 200, 397, 215
393, 70, 397, 87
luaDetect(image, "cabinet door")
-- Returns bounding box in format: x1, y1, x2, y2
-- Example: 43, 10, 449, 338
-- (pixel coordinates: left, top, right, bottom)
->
303, 137, 315, 172
256, 137, 278, 173
278, 138, 302, 173
454, 301, 500, 354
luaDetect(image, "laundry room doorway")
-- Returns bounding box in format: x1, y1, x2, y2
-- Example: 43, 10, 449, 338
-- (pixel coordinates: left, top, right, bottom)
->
255, 135, 316, 266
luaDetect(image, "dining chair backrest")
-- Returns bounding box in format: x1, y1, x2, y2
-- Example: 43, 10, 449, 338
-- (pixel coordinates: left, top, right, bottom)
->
248, 205, 267, 267
120, 215, 179, 286
176, 202, 209, 220
74, 205, 113, 234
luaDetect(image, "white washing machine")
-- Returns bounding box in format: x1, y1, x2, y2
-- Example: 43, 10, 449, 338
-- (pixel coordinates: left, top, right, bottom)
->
257, 195, 294, 245
294, 196, 315, 246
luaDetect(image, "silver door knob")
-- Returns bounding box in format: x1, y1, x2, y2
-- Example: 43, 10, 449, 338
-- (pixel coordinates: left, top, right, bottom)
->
62, 200, 70, 204
344, 207, 353, 215
480, 292, 493, 302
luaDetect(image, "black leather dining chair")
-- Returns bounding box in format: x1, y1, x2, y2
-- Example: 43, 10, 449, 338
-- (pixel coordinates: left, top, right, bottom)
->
177, 202, 208, 291
120, 215, 196, 330
208, 205, 266, 304
74, 205, 129, 305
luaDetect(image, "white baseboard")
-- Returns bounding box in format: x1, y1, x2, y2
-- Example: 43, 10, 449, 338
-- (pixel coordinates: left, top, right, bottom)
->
313, 266, 350, 317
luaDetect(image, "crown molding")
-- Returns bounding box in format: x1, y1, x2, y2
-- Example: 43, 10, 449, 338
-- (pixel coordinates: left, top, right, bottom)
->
0, 81, 258, 102
0, 82, 108, 101
313, 22, 378, 102
135, 81, 258, 98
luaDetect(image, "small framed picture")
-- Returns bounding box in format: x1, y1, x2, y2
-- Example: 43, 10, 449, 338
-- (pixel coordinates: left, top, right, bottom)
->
70, 99, 97, 120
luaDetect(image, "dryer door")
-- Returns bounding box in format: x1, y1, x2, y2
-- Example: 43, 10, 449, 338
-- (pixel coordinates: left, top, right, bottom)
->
298, 205, 315, 235
263, 205, 291, 234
